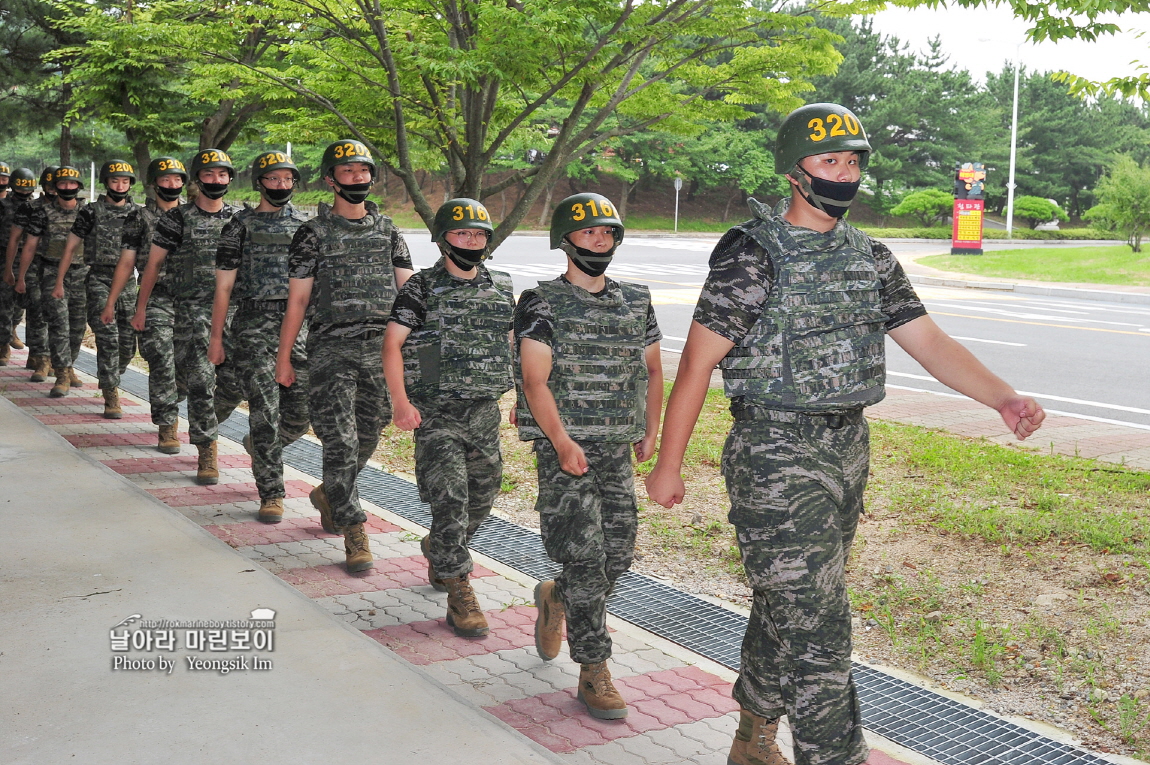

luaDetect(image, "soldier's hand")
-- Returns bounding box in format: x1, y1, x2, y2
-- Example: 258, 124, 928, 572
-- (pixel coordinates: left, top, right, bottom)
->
130, 311, 146, 332
2, 269, 13, 287
556, 438, 589, 477
393, 401, 421, 431
99, 304, 115, 325
645, 461, 685, 508
633, 433, 657, 463
51, 284, 64, 300
508, 404, 517, 426
15, 278, 25, 294
207, 337, 225, 366
275, 358, 295, 387
999, 395, 1045, 441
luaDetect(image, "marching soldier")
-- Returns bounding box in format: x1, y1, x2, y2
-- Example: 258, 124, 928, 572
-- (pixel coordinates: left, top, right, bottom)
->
0, 161, 19, 365
5, 167, 55, 380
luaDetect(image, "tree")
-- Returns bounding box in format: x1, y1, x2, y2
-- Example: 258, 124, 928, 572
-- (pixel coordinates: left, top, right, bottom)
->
1012, 195, 1069, 229
1086, 155, 1150, 252
890, 188, 952, 227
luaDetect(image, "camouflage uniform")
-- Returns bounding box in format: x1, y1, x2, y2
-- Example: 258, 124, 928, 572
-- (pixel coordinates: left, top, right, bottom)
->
289, 201, 411, 529
73, 195, 138, 389
0, 196, 20, 348
216, 204, 310, 500
12, 198, 50, 360
392, 259, 515, 578
153, 201, 241, 445
515, 276, 660, 664
696, 200, 927, 765
26, 199, 87, 370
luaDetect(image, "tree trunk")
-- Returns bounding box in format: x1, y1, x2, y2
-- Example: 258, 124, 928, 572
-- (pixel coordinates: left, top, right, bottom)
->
538, 179, 558, 227
619, 177, 630, 220
500, 187, 507, 219
722, 187, 741, 222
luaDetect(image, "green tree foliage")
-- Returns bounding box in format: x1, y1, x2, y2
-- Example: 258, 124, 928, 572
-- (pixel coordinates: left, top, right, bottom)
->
1086, 155, 1150, 252
890, 188, 953, 227
1011, 195, 1069, 229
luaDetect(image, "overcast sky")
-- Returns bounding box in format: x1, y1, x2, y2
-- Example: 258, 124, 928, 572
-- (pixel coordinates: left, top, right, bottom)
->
867, 6, 1150, 84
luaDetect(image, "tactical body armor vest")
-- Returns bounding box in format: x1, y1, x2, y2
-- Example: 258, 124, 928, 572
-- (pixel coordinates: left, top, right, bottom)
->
131, 201, 169, 285
310, 202, 397, 326
516, 278, 650, 443
0, 197, 14, 252
166, 201, 238, 297
402, 259, 514, 400
719, 202, 887, 413
84, 195, 138, 267
39, 199, 84, 264
235, 204, 308, 301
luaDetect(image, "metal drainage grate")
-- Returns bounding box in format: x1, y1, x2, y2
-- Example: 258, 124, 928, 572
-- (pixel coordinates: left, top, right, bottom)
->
74, 350, 1114, 765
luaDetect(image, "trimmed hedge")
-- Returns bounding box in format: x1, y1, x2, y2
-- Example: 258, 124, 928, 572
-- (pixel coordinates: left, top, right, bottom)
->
859, 227, 1111, 240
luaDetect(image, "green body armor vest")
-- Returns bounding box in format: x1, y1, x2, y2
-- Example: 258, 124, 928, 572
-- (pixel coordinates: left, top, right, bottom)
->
85, 195, 138, 267
310, 202, 397, 325
39, 200, 83, 264
131, 201, 168, 286
719, 204, 887, 412
235, 204, 307, 301
401, 259, 514, 400
167, 201, 238, 297
516, 278, 650, 443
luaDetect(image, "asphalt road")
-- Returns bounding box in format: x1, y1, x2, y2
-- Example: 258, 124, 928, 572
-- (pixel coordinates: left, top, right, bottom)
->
407, 234, 1150, 430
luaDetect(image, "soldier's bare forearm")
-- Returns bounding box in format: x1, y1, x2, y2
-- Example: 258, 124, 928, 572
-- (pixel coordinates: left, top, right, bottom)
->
656, 321, 734, 469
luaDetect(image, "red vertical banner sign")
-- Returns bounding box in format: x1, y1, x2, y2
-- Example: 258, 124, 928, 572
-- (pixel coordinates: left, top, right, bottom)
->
951, 199, 984, 255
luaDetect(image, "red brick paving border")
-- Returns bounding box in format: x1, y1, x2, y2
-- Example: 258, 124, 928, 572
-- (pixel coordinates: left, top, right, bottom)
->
148, 479, 315, 507
8, 396, 139, 408
66, 430, 191, 447
205, 515, 400, 547
34, 412, 153, 425
278, 556, 495, 598
365, 604, 542, 664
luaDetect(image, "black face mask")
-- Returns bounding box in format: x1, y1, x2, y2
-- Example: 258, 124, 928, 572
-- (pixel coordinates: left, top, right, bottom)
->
0, 181, 9, 192
262, 186, 295, 207
444, 243, 486, 271
569, 243, 615, 277
197, 180, 229, 200
55, 187, 81, 201
155, 185, 183, 202
13, 191, 33, 202
334, 181, 372, 205
105, 187, 131, 203
794, 166, 860, 219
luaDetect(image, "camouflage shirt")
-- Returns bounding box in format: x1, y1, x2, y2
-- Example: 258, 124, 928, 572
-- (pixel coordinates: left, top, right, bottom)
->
389, 265, 516, 330
119, 207, 149, 252
693, 223, 926, 344
69, 200, 133, 240
515, 275, 662, 348
151, 204, 235, 253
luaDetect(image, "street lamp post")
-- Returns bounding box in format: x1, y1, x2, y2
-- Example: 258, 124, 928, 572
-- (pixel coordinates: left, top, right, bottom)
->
1005, 42, 1022, 240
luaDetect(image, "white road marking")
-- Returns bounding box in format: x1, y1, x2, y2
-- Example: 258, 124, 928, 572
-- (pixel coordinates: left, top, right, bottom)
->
950, 336, 1027, 347
887, 372, 1150, 415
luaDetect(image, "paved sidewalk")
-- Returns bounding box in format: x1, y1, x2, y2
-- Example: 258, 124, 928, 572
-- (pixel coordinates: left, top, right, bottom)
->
0, 346, 920, 765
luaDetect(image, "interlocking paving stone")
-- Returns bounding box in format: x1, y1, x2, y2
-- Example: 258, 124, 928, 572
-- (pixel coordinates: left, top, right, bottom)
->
146, 479, 315, 506
33, 412, 153, 424
65, 430, 191, 447
206, 516, 401, 547
102, 454, 253, 474
278, 556, 495, 598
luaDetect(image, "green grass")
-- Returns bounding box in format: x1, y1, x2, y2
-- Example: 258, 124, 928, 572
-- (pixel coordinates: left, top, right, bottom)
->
860, 226, 1106, 240
919, 245, 1150, 286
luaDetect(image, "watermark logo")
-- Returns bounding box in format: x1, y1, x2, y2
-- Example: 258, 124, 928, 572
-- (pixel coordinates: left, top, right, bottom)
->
109, 609, 277, 675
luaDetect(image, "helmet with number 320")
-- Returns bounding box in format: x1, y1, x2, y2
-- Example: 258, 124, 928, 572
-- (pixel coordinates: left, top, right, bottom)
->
549, 193, 624, 250
774, 103, 871, 174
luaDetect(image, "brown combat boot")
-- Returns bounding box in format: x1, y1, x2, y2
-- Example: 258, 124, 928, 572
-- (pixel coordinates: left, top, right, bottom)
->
443, 576, 490, 638
0, 343, 9, 366
49, 367, 71, 398
9, 330, 24, 350
343, 523, 374, 572
30, 356, 52, 382
102, 388, 123, 419
310, 484, 338, 534
420, 535, 448, 592
257, 497, 284, 524
25, 353, 37, 370
534, 580, 565, 661
69, 367, 83, 387
727, 709, 788, 765
157, 424, 181, 454
196, 441, 219, 485
578, 661, 628, 720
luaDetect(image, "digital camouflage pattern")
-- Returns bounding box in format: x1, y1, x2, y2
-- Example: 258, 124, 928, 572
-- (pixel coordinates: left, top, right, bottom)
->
86, 266, 136, 389
173, 293, 240, 445
39, 259, 88, 369
414, 398, 502, 579
515, 278, 650, 443
401, 260, 514, 400
212, 303, 246, 428
139, 288, 179, 427
534, 439, 637, 665
720, 200, 887, 413
723, 410, 870, 765
234, 302, 309, 499
123, 201, 170, 284
165, 202, 240, 298
37, 200, 84, 264
232, 205, 308, 301
83, 195, 138, 267
12, 197, 49, 359
0, 196, 17, 346
310, 203, 397, 326
307, 332, 392, 529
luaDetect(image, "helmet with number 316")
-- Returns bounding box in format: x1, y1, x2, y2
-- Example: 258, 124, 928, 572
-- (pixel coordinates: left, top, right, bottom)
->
549, 192, 624, 250
774, 103, 871, 174
431, 198, 493, 243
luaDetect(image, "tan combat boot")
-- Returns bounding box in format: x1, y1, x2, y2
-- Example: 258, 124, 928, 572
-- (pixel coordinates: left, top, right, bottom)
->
49, 367, 71, 398
9, 330, 24, 350
578, 661, 628, 720
442, 576, 490, 638
343, 523, 374, 572
69, 367, 83, 387
30, 356, 52, 382
196, 441, 219, 485
257, 497, 284, 524
102, 388, 123, 419
727, 709, 788, 765
534, 579, 565, 661
25, 353, 37, 370
157, 424, 181, 454
0, 343, 9, 366
310, 484, 338, 534
421, 535, 448, 592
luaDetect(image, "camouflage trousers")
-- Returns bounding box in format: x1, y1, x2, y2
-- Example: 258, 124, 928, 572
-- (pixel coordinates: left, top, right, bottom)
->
86, 265, 137, 390
173, 291, 243, 445
234, 300, 309, 500
534, 439, 637, 665
0, 280, 17, 347
139, 286, 178, 427
307, 331, 391, 529
722, 408, 870, 765
16, 258, 49, 358
413, 397, 502, 579
39, 260, 88, 370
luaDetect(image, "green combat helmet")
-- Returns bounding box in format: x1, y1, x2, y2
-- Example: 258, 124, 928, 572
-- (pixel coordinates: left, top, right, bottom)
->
774, 103, 871, 174
11, 167, 37, 196
320, 139, 376, 180
40, 166, 60, 194
189, 148, 235, 177
250, 151, 300, 190
432, 198, 493, 242
146, 156, 188, 186
548, 192, 624, 250
98, 159, 136, 186
0, 162, 10, 176
52, 165, 84, 189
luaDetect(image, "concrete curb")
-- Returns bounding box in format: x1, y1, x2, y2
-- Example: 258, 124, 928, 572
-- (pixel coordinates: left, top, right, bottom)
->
907, 273, 1150, 305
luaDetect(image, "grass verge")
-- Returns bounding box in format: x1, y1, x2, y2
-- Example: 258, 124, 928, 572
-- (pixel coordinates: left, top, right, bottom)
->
918, 245, 1150, 286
